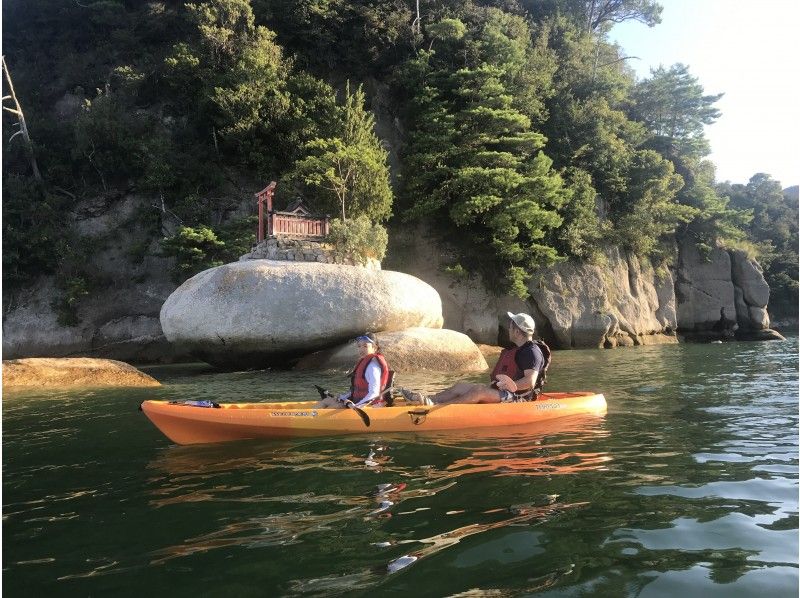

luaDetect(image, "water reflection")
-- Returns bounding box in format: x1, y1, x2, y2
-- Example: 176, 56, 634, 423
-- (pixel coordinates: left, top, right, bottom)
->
144, 415, 610, 577
3, 340, 797, 596
287, 497, 588, 595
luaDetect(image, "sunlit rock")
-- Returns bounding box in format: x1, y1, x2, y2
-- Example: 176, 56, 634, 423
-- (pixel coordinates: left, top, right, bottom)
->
528, 247, 678, 349
294, 327, 488, 373
160, 261, 443, 368
2, 357, 161, 389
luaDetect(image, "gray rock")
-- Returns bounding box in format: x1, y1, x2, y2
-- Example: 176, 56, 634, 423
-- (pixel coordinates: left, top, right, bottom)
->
736, 328, 786, 342
160, 261, 443, 367
2, 278, 95, 358
675, 240, 736, 330
390, 227, 678, 349
731, 250, 770, 307
294, 327, 488, 373
748, 306, 770, 329
734, 287, 750, 328
528, 247, 678, 348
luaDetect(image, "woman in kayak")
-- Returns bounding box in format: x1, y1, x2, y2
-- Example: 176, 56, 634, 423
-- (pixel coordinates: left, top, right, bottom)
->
315, 334, 391, 409
401, 312, 546, 405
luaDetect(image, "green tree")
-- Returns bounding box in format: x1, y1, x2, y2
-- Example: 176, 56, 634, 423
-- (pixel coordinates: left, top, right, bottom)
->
327, 215, 389, 263
160, 216, 257, 281
629, 63, 722, 161
252, 0, 414, 75
719, 174, 799, 316
522, 0, 662, 32
612, 149, 695, 255
399, 10, 569, 297
536, 15, 687, 258
628, 63, 749, 251
287, 83, 393, 222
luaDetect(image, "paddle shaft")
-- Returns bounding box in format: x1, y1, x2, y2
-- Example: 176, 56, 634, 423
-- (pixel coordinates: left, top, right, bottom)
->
314, 385, 370, 427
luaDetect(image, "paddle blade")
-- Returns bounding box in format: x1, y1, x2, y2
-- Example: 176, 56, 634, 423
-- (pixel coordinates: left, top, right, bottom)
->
313, 384, 330, 399
353, 406, 371, 427
343, 400, 370, 427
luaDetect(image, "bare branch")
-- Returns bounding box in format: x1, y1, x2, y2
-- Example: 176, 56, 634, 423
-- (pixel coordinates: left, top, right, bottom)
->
2, 55, 43, 182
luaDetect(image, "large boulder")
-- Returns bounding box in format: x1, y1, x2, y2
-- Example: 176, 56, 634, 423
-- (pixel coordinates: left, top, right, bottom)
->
294, 327, 488, 373
160, 261, 444, 368
2, 358, 161, 389
730, 250, 770, 308
676, 241, 782, 340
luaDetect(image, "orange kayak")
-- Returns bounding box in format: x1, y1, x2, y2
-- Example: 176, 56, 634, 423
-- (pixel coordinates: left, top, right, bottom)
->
140, 392, 607, 445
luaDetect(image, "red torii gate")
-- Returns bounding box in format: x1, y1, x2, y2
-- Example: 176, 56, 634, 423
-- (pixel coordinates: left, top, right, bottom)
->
256, 182, 277, 242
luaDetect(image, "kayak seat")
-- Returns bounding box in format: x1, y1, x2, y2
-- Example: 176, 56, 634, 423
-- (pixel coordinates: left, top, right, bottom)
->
380, 371, 396, 406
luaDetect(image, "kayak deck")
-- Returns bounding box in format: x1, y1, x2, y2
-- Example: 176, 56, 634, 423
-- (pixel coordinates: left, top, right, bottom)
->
141, 392, 607, 445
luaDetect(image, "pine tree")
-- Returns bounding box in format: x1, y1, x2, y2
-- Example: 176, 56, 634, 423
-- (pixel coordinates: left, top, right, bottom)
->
287, 83, 393, 223
400, 11, 569, 297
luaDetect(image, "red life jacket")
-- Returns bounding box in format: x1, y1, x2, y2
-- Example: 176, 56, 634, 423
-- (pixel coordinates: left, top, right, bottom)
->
350, 353, 389, 401
491, 346, 524, 381
490, 341, 552, 395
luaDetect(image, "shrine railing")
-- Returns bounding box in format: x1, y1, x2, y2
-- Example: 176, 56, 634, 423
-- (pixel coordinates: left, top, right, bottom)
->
271, 212, 330, 237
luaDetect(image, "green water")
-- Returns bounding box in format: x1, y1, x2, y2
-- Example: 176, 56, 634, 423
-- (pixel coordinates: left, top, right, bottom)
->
3, 338, 798, 597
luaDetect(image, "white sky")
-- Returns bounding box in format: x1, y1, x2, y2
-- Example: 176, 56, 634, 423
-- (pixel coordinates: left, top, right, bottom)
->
609, 0, 799, 188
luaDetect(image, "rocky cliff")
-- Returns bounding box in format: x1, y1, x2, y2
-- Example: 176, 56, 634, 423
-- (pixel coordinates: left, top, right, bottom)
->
388, 228, 783, 349
2, 193, 187, 363
2, 195, 784, 363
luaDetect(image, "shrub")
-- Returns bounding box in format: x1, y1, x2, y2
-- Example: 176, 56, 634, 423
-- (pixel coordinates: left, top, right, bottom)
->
160, 216, 258, 282
327, 216, 388, 264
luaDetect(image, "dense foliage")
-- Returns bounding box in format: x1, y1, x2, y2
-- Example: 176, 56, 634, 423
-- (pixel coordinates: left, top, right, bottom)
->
2, 0, 796, 309
284, 83, 393, 223
718, 176, 799, 318
327, 216, 389, 264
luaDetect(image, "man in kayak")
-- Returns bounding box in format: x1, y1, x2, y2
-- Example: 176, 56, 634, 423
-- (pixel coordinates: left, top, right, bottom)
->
315, 334, 391, 409
402, 312, 546, 405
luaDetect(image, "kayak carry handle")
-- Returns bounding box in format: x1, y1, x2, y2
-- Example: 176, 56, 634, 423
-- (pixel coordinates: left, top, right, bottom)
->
407, 409, 430, 425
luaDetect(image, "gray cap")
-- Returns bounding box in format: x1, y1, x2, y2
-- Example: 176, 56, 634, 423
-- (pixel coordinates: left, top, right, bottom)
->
507, 312, 535, 334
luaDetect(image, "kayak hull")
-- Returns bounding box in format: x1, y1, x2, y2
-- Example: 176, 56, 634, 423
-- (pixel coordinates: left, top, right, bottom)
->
141, 392, 607, 445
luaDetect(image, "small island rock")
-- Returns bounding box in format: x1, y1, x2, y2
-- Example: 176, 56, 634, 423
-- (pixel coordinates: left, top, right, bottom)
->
2, 358, 161, 389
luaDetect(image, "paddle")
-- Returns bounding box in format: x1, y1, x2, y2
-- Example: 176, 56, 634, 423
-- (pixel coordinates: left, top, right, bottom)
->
314, 384, 371, 427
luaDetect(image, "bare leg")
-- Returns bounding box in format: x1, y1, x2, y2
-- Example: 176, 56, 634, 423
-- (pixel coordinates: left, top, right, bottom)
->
313, 397, 346, 409
431, 382, 482, 403
434, 385, 503, 404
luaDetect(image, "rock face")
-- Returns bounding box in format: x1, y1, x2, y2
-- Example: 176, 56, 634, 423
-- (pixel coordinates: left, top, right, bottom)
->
675, 241, 737, 331
2, 193, 194, 363
391, 227, 783, 348
160, 261, 443, 368
294, 327, 488, 373
527, 247, 678, 349
390, 228, 678, 349
2, 358, 161, 389
675, 240, 783, 340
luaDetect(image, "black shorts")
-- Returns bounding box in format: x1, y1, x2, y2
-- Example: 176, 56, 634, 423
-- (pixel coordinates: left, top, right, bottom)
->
499, 389, 534, 403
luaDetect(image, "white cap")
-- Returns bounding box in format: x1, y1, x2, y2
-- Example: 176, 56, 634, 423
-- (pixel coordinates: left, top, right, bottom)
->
507, 312, 535, 334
